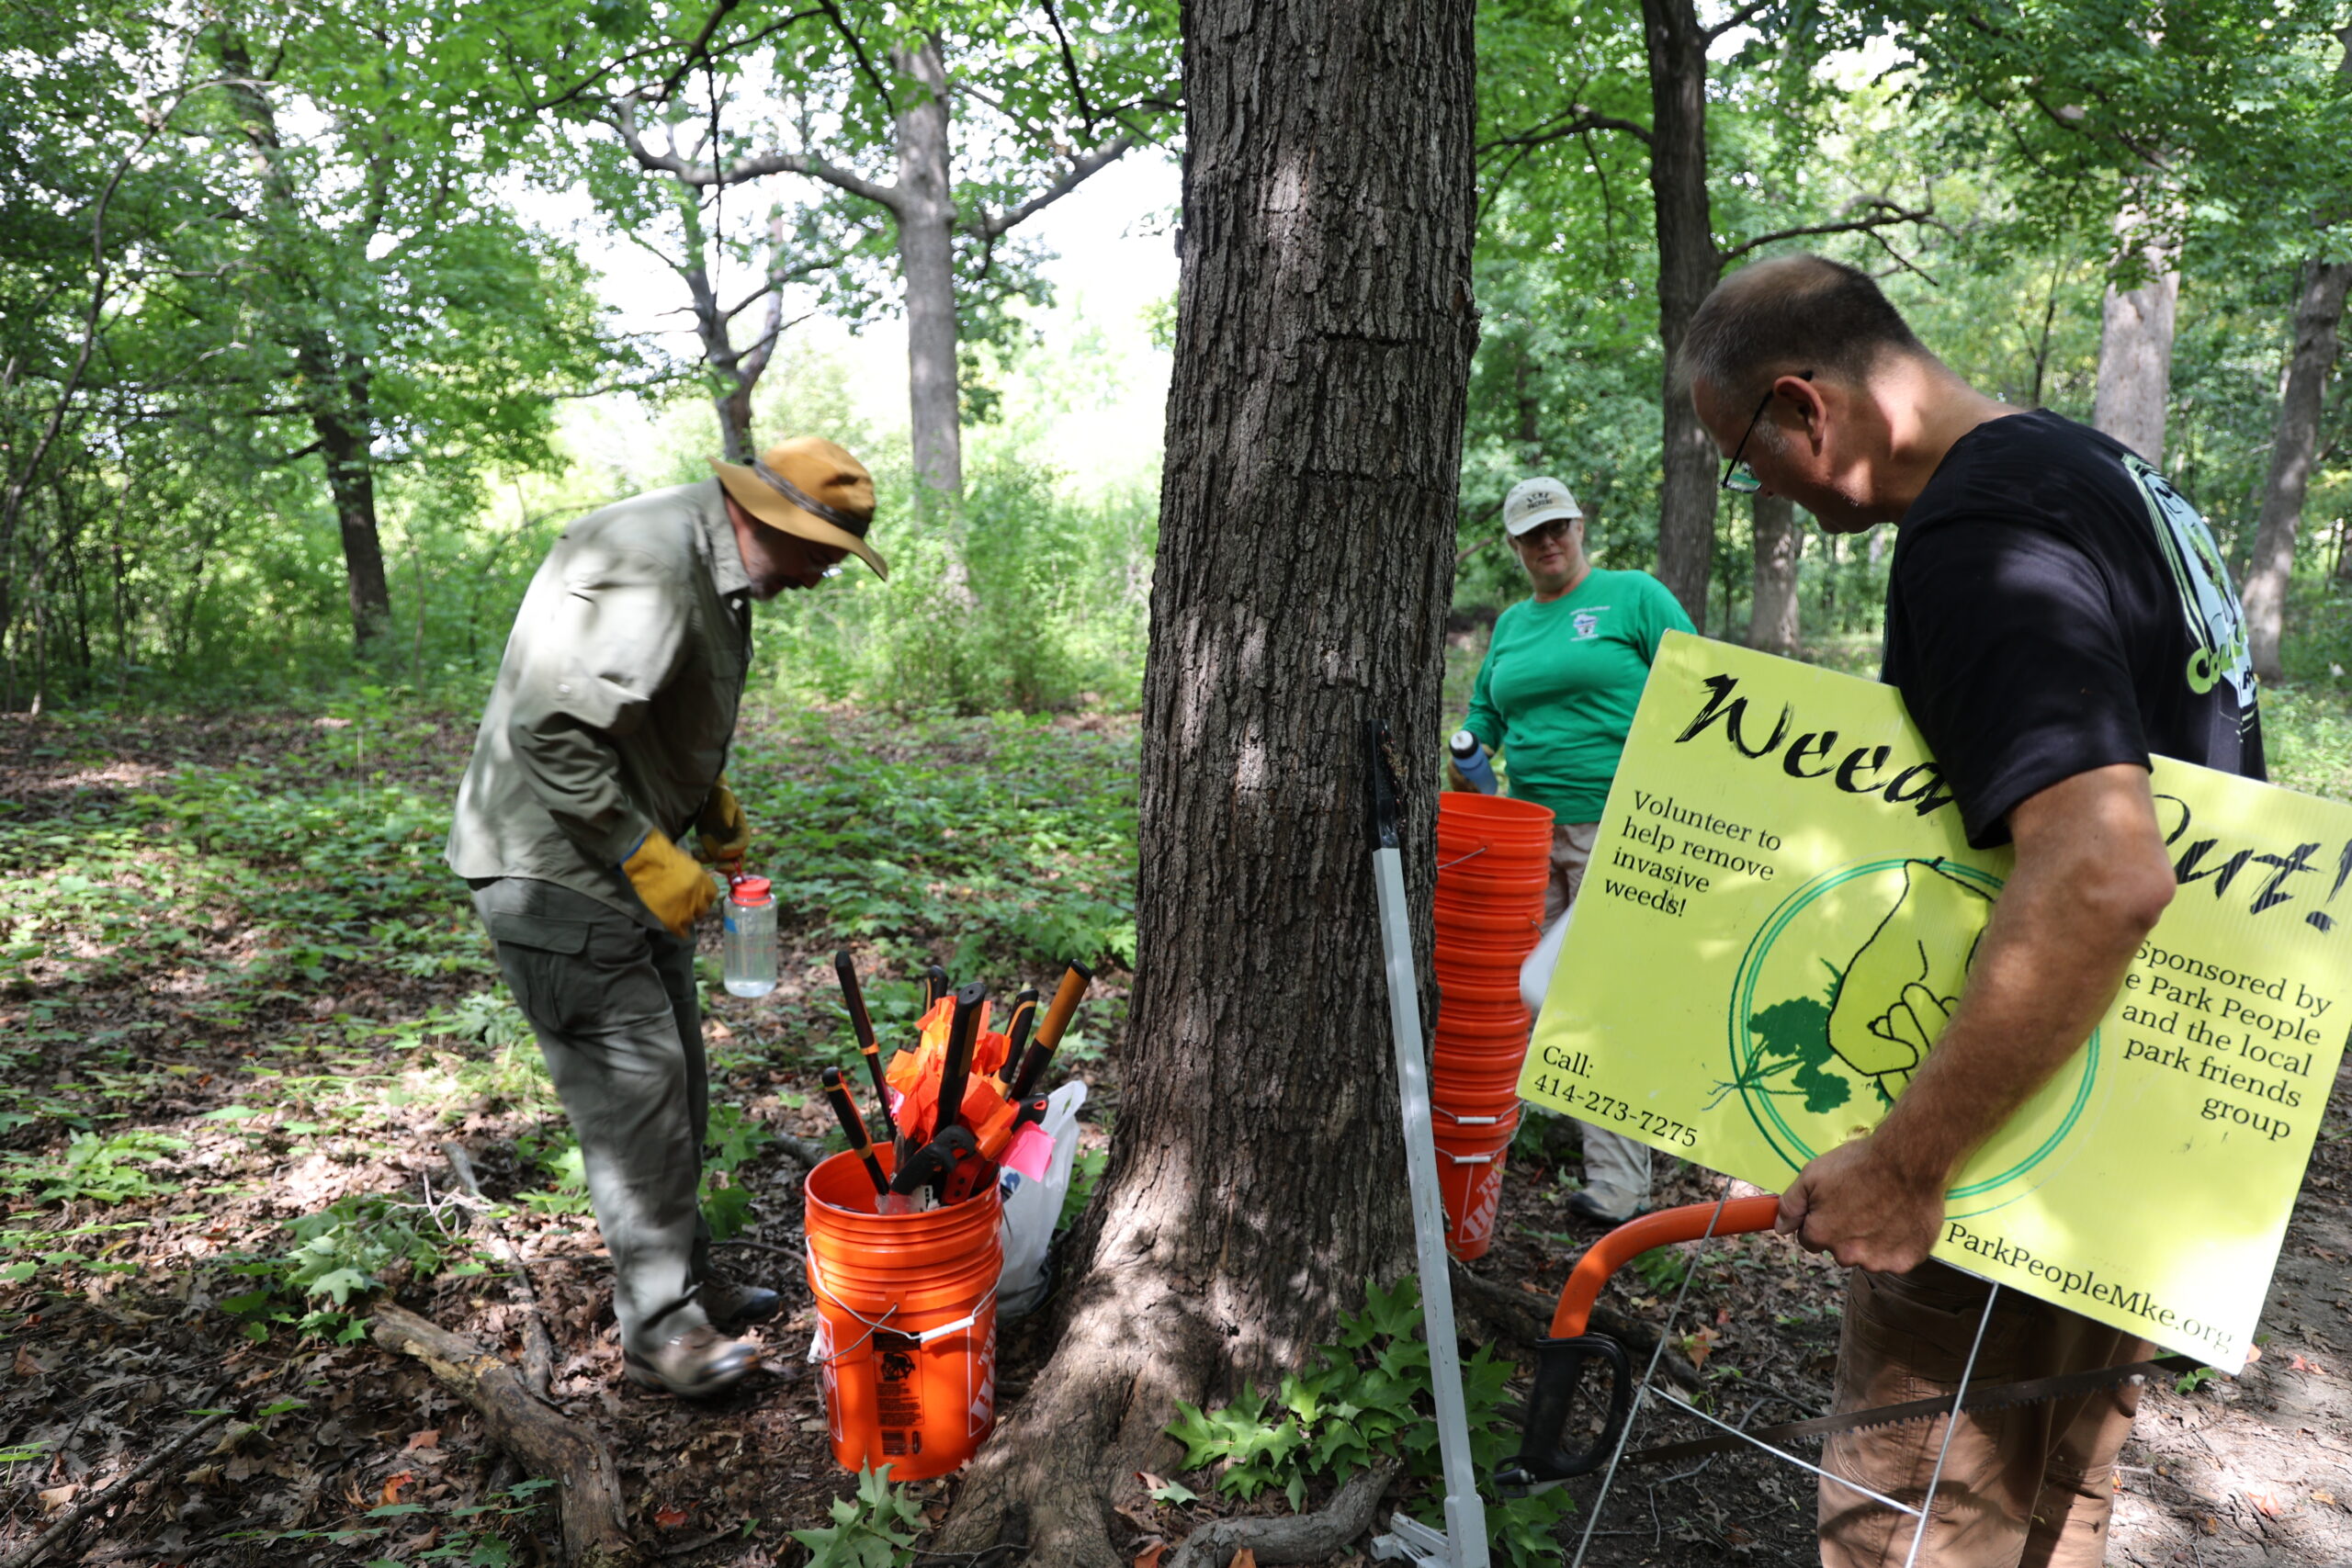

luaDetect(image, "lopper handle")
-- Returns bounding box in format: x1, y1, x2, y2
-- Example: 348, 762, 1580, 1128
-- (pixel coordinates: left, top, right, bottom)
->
995, 989, 1041, 1089
820, 1066, 891, 1197
833, 950, 896, 1142
1010, 962, 1091, 1100
1546, 1194, 1781, 1339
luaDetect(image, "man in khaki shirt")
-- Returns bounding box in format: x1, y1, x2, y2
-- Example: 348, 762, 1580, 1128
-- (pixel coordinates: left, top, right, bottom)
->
447, 436, 886, 1397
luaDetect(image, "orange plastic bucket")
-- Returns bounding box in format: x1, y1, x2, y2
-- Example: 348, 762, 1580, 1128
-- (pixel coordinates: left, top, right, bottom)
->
1433, 885, 1547, 920
804, 1150, 1001, 1480
1434, 1111, 1521, 1259
1438, 793, 1557, 839
1438, 997, 1528, 1033
1430, 1055, 1526, 1103
1438, 864, 1553, 901
1434, 965, 1524, 1007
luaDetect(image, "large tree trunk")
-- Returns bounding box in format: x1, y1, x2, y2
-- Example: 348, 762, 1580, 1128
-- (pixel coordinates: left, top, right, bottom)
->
934, 1, 1479, 1562
222, 39, 390, 652
2243, 258, 2352, 682
1641, 0, 1720, 626
2092, 205, 2180, 467
894, 34, 963, 508
1745, 491, 1802, 656
310, 375, 391, 652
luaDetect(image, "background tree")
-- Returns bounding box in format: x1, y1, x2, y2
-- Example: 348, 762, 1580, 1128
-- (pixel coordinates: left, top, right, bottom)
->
571, 0, 1183, 508
937, 0, 1479, 1559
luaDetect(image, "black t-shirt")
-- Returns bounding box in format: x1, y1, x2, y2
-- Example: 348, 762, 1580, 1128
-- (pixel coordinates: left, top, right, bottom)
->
1882, 409, 2265, 848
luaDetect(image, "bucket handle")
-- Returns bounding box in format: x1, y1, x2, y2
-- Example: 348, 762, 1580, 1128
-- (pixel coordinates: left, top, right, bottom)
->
1438, 1149, 1499, 1167
806, 1249, 1000, 1366
1436, 843, 1490, 873
1433, 1104, 1511, 1126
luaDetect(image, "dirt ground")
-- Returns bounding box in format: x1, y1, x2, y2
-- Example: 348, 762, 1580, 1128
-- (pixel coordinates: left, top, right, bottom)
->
3, 706, 2348, 1568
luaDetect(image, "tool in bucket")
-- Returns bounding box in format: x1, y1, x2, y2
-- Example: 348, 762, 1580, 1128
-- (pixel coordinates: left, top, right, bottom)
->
832, 950, 898, 1145
1496, 1195, 2199, 1567
836, 962, 1092, 1213
820, 1066, 893, 1200
1363, 719, 1488, 1568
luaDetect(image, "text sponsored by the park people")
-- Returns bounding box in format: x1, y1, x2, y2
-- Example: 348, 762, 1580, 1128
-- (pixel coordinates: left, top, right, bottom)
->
1522, 633, 2352, 1371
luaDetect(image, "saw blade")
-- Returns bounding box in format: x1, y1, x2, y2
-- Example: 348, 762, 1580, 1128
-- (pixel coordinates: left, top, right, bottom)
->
1623, 1356, 2196, 1469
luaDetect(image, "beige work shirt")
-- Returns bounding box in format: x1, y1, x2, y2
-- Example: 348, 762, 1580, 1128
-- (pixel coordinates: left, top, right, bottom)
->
446, 479, 751, 927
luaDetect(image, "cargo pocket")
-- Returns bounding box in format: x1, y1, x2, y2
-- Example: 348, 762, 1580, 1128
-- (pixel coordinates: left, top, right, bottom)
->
485, 912, 592, 1033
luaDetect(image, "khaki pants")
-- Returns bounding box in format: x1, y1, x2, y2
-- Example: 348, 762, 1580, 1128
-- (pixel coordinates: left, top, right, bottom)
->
470, 877, 716, 1355
1544, 821, 1649, 1217
1820, 1262, 2149, 1567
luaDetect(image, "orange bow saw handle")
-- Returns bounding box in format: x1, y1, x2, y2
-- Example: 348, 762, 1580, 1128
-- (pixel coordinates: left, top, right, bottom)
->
1498, 1195, 1781, 1494
1547, 1194, 1781, 1338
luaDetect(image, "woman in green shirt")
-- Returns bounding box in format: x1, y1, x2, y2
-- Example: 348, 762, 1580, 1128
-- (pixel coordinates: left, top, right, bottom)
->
1453, 476, 1694, 1224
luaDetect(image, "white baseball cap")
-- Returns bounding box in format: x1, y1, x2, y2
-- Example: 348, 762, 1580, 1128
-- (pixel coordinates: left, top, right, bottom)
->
1503, 477, 1584, 537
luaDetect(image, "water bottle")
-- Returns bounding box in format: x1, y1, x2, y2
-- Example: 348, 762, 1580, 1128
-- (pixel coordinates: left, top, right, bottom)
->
723, 875, 777, 998
1450, 730, 1498, 794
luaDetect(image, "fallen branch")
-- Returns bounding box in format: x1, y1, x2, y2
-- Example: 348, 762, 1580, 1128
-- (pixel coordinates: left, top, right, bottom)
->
0, 1405, 234, 1568
442, 1140, 559, 1401
1165, 1459, 1400, 1568
371, 1303, 642, 1568
773, 1131, 830, 1168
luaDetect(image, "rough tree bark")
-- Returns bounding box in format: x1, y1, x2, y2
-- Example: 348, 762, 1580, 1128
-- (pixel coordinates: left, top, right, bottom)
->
2091, 209, 2181, 467
1745, 491, 1802, 657
933, 1, 1479, 1562
892, 34, 963, 505
2242, 258, 2352, 681
1641, 0, 1721, 626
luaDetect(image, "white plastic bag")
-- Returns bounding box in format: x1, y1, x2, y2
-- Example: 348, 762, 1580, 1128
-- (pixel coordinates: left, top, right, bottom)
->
996, 1078, 1088, 1319
1520, 897, 1574, 1017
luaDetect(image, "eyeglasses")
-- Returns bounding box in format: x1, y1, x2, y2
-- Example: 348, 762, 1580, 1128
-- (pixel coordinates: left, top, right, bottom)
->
1720, 370, 1812, 494
1512, 515, 1579, 547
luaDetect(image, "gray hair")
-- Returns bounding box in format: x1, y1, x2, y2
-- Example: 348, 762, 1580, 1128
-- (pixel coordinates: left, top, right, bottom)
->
1676, 254, 1928, 402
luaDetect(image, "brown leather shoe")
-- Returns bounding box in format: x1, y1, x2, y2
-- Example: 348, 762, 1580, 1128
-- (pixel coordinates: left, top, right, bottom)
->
623, 1325, 755, 1398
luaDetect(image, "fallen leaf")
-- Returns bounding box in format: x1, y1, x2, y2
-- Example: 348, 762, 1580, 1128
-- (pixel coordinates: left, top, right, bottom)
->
1232, 1551, 1259, 1568
2289, 1354, 2323, 1374
1681, 1325, 1722, 1371
2247, 1488, 2283, 1518
1136, 1472, 1168, 1494
2313, 1490, 2336, 1506
1132, 1543, 1167, 1568
13, 1347, 40, 1378
381, 1472, 415, 1505
37, 1484, 77, 1511
403, 1428, 440, 1452
653, 1505, 690, 1529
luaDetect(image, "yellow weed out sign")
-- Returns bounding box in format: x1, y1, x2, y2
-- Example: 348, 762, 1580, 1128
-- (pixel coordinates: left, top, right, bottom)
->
1521, 632, 2351, 1371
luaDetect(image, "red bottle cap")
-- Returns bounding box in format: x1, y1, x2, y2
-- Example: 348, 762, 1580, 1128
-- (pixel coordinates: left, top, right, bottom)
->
729, 876, 773, 903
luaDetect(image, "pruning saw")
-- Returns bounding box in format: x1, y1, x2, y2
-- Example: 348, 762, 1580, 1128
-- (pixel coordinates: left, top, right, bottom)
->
1495, 1196, 2198, 1494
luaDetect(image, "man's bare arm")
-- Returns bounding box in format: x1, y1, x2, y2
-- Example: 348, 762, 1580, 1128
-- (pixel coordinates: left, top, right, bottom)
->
1776, 761, 2178, 1270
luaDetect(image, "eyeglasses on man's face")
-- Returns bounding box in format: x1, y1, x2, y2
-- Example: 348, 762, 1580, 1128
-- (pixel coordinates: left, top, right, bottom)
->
1720, 370, 1814, 494
1512, 515, 1579, 547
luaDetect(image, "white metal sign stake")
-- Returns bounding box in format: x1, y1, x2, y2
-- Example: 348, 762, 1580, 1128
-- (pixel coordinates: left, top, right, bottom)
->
1365, 722, 1489, 1568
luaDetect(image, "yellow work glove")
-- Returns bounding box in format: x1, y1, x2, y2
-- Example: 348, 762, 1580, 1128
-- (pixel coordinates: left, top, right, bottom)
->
694, 777, 750, 866
623, 829, 719, 937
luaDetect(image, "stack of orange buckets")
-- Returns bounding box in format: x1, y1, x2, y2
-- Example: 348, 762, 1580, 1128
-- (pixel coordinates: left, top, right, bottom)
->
1430, 792, 1556, 1258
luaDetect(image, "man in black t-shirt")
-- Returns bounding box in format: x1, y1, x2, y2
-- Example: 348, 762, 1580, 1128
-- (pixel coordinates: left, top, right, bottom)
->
1674, 255, 2260, 1568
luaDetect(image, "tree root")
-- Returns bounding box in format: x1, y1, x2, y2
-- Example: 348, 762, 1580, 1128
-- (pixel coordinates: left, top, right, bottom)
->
370, 1303, 641, 1568
1165, 1460, 1401, 1568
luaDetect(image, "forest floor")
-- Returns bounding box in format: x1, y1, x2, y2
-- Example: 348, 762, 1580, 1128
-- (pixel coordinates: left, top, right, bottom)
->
2, 671, 2350, 1568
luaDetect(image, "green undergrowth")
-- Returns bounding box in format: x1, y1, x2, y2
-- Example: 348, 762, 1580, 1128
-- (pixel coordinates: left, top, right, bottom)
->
730, 707, 1138, 977
1164, 1277, 1576, 1566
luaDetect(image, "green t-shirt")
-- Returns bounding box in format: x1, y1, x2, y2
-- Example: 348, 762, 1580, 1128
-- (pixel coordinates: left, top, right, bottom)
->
1461, 569, 1694, 824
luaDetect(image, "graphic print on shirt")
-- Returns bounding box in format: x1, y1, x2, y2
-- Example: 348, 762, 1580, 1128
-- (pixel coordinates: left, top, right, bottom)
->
2124, 454, 2255, 713
1571, 607, 1605, 640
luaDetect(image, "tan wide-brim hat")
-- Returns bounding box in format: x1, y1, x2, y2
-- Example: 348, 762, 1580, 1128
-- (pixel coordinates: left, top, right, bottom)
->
710, 435, 888, 580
